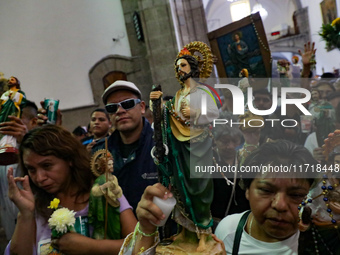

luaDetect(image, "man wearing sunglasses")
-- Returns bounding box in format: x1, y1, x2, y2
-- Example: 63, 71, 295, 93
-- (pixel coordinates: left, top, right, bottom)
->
92, 80, 158, 215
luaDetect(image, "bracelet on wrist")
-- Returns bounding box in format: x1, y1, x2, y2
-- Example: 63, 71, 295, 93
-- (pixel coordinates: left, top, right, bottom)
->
134, 222, 158, 239
244, 142, 259, 148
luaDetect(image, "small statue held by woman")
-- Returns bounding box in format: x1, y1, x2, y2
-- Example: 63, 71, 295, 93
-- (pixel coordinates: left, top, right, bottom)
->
89, 149, 123, 240
0, 76, 26, 165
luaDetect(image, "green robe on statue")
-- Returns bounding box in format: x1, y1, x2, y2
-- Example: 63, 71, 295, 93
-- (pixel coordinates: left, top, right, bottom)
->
159, 86, 219, 232
88, 174, 121, 240
0, 89, 26, 144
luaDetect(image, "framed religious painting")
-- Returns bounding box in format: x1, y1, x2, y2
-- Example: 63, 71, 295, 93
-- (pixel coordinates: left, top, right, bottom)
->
320, 0, 338, 51
320, 0, 337, 25
208, 12, 271, 79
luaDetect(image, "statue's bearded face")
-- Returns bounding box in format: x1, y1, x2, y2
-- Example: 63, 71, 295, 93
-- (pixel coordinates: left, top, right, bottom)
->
311, 90, 320, 101
176, 58, 192, 82
8, 76, 18, 87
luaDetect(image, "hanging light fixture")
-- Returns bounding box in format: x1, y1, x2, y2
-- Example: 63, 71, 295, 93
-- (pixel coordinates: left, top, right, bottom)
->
252, 0, 268, 20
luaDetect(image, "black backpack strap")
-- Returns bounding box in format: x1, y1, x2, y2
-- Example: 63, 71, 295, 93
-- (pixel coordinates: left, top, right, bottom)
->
232, 210, 251, 255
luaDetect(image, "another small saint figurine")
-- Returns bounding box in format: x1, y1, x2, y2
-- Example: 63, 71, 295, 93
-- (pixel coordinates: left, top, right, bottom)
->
89, 149, 123, 240
277, 59, 291, 87
0, 76, 26, 165
238, 68, 250, 107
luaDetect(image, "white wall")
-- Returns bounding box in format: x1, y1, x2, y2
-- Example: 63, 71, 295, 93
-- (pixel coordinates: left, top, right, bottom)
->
301, 0, 340, 75
0, 0, 130, 110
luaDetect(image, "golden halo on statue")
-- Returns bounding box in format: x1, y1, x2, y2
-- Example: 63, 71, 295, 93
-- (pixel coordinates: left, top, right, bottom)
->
176, 41, 214, 81
90, 149, 113, 177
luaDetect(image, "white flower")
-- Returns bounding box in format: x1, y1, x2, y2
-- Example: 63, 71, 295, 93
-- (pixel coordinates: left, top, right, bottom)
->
48, 207, 76, 234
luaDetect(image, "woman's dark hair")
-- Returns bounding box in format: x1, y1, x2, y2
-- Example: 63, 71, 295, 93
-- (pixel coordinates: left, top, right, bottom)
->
19, 125, 94, 219
241, 140, 317, 189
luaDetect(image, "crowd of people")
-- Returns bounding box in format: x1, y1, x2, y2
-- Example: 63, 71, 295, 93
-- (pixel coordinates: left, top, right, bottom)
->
0, 40, 340, 255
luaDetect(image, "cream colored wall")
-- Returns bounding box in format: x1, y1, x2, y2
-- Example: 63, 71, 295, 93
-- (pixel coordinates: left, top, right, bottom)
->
0, 0, 130, 110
